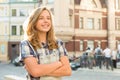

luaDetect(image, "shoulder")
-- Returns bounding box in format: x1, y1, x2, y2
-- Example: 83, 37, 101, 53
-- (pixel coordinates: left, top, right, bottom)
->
21, 39, 27, 43
21, 39, 29, 43
20, 40, 29, 46
56, 39, 64, 46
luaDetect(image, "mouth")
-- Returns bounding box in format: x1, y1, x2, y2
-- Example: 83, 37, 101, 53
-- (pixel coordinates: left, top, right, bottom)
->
42, 25, 49, 28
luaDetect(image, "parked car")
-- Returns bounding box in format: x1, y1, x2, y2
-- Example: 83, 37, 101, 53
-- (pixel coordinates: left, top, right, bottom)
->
69, 56, 81, 70
70, 61, 81, 70
70, 62, 78, 70
12, 57, 24, 66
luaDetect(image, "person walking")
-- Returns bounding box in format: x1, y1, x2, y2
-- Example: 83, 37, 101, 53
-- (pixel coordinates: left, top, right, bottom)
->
117, 49, 120, 62
111, 48, 117, 68
19, 7, 71, 80
86, 47, 94, 69
103, 46, 113, 70
94, 45, 103, 69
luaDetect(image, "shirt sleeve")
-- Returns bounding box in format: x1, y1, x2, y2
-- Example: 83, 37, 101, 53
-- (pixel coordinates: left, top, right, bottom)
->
57, 39, 68, 56
19, 40, 35, 61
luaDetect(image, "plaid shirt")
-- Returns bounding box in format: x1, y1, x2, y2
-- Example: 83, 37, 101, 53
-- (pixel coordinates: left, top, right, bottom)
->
20, 39, 68, 80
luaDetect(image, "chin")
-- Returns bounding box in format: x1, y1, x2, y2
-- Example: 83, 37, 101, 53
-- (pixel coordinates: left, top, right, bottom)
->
41, 30, 50, 33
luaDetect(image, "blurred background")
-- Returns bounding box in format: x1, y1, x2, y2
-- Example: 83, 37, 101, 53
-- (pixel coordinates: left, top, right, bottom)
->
0, 0, 120, 62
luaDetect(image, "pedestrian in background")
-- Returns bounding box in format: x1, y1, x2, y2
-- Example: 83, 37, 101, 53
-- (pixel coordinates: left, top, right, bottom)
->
103, 46, 113, 70
19, 6, 71, 80
111, 48, 117, 68
86, 47, 94, 69
117, 49, 120, 62
94, 45, 103, 69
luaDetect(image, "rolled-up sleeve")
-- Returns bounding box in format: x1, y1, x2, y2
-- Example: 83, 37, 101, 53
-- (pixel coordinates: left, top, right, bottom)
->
57, 39, 68, 56
19, 40, 34, 61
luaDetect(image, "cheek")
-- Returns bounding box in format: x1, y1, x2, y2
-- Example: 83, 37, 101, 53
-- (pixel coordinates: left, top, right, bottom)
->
36, 21, 41, 28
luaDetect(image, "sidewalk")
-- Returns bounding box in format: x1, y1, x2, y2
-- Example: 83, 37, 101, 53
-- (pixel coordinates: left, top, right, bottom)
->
77, 66, 120, 74
1, 61, 120, 80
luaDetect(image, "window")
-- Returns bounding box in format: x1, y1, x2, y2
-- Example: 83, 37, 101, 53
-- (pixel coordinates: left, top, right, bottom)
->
75, 0, 80, 5
20, 25, 23, 35
80, 17, 83, 29
12, 9, 17, 16
87, 40, 94, 50
47, 0, 54, 4
69, 15, 72, 27
0, 44, 5, 54
87, 18, 94, 29
0, 7, 4, 16
0, 6, 7, 16
118, 41, 120, 50
4, 7, 7, 16
20, 9, 27, 16
10, 0, 37, 2
80, 40, 83, 51
97, 41, 101, 47
96, 19, 101, 29
50, 8, 54, 15
38, 0, 42, 3
116, 18, 120, 30
0, 0, 7, 2
38, 0, 42, 6
11, 25, 17, 35
116, 0, 120, 9
4, 24, 7, 35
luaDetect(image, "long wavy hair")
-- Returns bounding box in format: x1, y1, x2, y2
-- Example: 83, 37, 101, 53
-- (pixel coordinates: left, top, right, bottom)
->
23, 7, 58, 50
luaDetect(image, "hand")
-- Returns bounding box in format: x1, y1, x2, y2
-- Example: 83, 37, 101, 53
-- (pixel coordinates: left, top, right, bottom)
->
60, 56, 69, 65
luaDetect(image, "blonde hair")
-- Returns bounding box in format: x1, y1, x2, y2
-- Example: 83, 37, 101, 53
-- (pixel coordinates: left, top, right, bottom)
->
23, 7, 58, 50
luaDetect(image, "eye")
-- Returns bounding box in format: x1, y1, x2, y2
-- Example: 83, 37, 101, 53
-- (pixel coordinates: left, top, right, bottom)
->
38, 17, 43, 20
47, 17, 51, 20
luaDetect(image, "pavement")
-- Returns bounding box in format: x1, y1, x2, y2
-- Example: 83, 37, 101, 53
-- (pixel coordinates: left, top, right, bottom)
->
1, 61, 120, 80
75, 62, 120, 74
77, 67, 120, 74
0, 61, 26, 80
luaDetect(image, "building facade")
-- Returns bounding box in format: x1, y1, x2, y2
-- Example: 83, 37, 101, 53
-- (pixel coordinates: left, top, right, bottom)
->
0, 0, 39, 61
0, 0, 120, 61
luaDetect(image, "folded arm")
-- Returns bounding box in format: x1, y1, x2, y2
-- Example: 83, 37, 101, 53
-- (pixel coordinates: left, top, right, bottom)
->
24, 56, 62, 77
47, 56, 72, 76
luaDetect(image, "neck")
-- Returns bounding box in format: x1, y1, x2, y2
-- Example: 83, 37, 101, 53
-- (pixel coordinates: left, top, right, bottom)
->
38, 32, 47, 43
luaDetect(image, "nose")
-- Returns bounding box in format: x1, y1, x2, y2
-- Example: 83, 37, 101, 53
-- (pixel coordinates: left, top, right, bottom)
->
43, 18, 48, 22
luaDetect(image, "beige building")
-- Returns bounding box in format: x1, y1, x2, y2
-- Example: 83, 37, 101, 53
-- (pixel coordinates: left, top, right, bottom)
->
0, 0, 120, 61
0, 0, 39, 61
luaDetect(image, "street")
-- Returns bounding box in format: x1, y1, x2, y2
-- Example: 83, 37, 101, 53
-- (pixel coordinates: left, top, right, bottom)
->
0, 62, 120, 80
0, 62, 26, 80
63, 69, 120, 80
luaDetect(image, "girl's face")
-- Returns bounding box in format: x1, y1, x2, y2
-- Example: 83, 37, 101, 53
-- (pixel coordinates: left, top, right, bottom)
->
36, 10, 51, 33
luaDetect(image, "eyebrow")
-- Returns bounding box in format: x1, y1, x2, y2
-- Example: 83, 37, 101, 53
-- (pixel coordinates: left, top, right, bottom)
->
39, 16, 51, 18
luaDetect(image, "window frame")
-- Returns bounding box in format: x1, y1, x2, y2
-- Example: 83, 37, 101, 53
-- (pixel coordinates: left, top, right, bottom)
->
20, 25, 23, 35
96, 18, 101, 30
11, 25, 17, 35
11, 9, 17, 16
80, 40, 83, 51
19, 9, 28, 16
116, 18, 120, 30
87, 18, 94, 29
80, 17, 84, 29
87, 40, 94, 50
47, 0, 54, 4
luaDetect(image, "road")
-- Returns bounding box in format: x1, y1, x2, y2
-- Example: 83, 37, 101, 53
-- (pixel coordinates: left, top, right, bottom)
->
0, 62, 120, 80
63, 68, 120, 80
